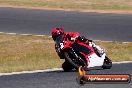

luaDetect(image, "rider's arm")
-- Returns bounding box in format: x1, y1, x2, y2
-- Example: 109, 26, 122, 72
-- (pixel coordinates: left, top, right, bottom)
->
65, 32, 80, 41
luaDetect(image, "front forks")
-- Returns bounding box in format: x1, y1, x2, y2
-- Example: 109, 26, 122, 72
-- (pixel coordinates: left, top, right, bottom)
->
71, 49, 87, 67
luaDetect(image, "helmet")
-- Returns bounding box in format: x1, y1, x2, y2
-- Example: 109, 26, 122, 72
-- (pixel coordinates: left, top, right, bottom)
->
52, 27, 64, 40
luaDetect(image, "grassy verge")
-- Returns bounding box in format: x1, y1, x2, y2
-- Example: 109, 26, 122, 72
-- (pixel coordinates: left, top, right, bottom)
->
0, 33, 132, 73
95, 41, 132, 62
0, 0, 132, 11
0, 34, 63, 73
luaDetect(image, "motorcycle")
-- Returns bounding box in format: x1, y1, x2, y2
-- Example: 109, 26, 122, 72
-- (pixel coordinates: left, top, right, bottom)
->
55, 35, 112, 71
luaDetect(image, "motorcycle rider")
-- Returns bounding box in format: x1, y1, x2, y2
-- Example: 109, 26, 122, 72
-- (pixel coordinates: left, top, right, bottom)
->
52, 27, 80, 41
51, 27, 104, 57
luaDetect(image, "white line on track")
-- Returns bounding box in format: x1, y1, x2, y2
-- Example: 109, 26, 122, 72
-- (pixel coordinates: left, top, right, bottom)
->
0, 61, 132, 76
113, 61, 132, 64
0, 32, 131, 43
0, 68, 63, 76
6, 33, 17, 35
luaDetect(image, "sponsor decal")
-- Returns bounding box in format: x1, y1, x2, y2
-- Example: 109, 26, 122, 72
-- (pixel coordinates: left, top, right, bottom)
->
76, 66, 131, 85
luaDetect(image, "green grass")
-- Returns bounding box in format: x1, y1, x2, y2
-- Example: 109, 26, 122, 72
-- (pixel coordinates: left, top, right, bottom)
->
0, 33, 131, 73
0, 0, 132, 11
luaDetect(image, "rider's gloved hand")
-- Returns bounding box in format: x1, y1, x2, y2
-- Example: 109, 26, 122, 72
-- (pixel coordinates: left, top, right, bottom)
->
71, 37, 76, 41
71, 36, 79, 42
65, 34, 78, 42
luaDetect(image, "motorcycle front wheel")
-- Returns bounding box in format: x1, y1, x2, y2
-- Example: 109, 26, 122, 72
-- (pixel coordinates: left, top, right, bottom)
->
64, 51, 79, 70
62, 61, 74, 72
64, 49, 87, 70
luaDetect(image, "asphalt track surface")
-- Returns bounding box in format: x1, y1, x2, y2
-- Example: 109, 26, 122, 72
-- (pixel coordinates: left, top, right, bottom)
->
0, 63, 132, 88
0, 7, 132, 41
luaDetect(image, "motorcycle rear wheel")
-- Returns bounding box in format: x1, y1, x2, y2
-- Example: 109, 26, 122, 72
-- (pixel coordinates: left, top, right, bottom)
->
102, 56, 112, 69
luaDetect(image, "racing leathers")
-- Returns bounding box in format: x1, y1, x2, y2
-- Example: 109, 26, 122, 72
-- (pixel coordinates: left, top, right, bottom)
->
64, 32, 80, 41
63, 32, 104, 57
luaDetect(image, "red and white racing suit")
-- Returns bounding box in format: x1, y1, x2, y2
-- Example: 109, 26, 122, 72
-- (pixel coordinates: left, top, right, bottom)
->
64, 32, 80, 41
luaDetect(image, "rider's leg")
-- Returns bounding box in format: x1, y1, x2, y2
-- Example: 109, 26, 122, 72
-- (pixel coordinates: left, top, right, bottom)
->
89, 41, 104, 57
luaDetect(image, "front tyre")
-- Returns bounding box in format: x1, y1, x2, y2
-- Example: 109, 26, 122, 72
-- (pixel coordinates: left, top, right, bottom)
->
64, 51, 79, 69
64, 49, 87, 70
102, 56, 112, 69
62, 61, 74, 72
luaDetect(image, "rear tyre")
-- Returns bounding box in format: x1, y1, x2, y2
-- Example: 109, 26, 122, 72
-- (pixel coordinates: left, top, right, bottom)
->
102, 56, 112, 69
62, 61, 74, 72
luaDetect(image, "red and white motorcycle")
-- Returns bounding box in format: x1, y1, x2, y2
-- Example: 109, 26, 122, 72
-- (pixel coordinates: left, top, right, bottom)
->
55, 35, 112, 71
